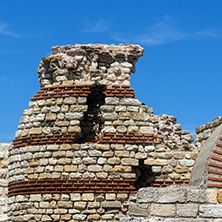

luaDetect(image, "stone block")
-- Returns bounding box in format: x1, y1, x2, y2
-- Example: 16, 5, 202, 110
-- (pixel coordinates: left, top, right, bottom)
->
83, 157, 96, 165
119, 98, 140, 105
199, 204, 222, 217
128, 126, 139, 133
30, 194, 41, 202
63, 97, 76, 104
88, 165, 102, 172
45, 113, 57, 121
174, 166, 188, 173
150, 203, 176, 217
176, 203, 198, 217
117, 193, 128, 201
64, 165, 77, 172
74, 202, 87, 210
102, 151, 114, 157
105, 97, 119, 105
128, 203, 149, 217
179, 159, 194, 167
102, 113, 118, 120
107, 157, 121, 165
55, 121, 69, 127
70, 193, 81, 201
60, 144, 72, 150
95, 144, 110, 151
121, 158, 139, 166
113, 165, 131, 172
151, 166, 162, 173
82, 193, 94, 201
87, 214, 100, 221
115, 151, 130, 157
218, 190, 222, 203
58, 201, 73, 208
68, 126, 81, 133
89, 150, 102, 157
88, 202, 100, 209
101, 201, 122, 209
144, 159, 167, 166
29, 128, 42, 135
139, 127, 153, 134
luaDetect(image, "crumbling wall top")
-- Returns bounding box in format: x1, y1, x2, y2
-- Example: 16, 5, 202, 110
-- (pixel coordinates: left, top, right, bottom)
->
37, 44, 144, 87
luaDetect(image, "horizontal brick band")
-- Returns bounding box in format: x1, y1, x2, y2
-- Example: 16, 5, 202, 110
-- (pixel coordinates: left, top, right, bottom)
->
98, 133, 161, 145
30, 84, 136, 101
206, 141, 222, 188
8, 178, 137, 197
208, 183, 222, 188
12, 133, 80, 149
31, 85, 91, 101
217, 142, 222, 148
150, 179, 190, 187
104, 85, 135, 98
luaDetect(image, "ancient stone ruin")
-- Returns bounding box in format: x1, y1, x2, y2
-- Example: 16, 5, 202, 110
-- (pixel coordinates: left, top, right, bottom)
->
0, 44, 222, 221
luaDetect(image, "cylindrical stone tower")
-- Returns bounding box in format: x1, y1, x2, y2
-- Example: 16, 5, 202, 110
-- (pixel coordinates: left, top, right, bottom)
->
8, 44, 183, 222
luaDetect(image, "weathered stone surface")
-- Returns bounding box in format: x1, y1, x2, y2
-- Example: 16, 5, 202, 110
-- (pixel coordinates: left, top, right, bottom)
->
105, 97, 119, 105
113, 165, 131, 172
138, 187, 187, 204
58, 201, 73, 208
101, 201, 122, 209
150, 204, 176, 217
218, 191, 222, 203
199, 205, 222, 217
151, 166, 162, 173
107, 157, 121, 165
29, 128, 42, 135
67, 126, 81, 133
176, 203, 198, 217
87, 214, 101, 221
144, 159, 168, 166
74, 202, 87, 210
88, 165, 102, 172
179, 159, 194, 167
120, 98, 140, 106
121, 158, 139, 166
106, 193, 116, 200
89, 150, 102, 157
9, 43, 221, 222
128, 203, 149, 217
64, 165, 77, 172
55, 121, 69, 126
70, 193, 81, 201
82, 193, 94, 201
63, 97, 76, 104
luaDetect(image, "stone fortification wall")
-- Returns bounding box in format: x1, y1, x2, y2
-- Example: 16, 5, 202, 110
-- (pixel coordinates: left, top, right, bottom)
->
191, 124, 222, 188
6, 43, 222, 221
0, 143, 10, 222
8, 44, 197, 222
195, 116, 222, 148
121, 186, 222, 222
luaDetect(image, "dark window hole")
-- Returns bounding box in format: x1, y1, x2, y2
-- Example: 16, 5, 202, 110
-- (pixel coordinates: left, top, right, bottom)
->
80, 86, 105, 143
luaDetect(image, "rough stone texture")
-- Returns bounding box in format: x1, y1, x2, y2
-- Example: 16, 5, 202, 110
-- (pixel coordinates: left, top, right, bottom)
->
0, 143, 10, 222
191, 124, 222, 187
195, 116, 222, 148
5, 43, 222, 221
38, 44, 144, 87
124, 187, 222, 221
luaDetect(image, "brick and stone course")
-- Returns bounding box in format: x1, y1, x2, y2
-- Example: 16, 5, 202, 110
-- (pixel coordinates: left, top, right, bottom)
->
0, 43, 220, 221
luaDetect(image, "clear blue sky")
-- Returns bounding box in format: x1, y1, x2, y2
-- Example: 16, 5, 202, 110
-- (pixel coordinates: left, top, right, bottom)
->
0, 0, 221, 142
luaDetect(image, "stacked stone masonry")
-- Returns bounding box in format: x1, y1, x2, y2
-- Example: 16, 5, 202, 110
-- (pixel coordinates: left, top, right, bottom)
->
0, 143, 10, 222
121, 186, 222, 222
195, 116, 222, 148
1, 44, 221, 221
